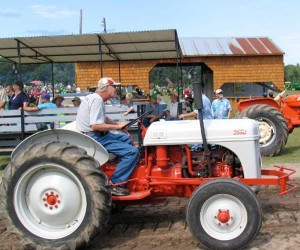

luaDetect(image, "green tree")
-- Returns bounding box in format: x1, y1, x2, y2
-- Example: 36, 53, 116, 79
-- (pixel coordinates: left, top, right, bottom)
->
149, 65, 202, 88
0, 58, 75, 85
284, 64, 300, 83
0, 58, 15, 84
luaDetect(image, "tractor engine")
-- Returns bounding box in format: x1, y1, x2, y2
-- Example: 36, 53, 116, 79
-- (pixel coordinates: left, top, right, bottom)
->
181, 146, 243, 178
151, 144, 243, 179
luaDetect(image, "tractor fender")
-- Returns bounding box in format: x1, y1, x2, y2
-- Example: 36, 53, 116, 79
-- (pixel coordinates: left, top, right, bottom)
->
238, 97, 280, 111
12, 129, 109, 165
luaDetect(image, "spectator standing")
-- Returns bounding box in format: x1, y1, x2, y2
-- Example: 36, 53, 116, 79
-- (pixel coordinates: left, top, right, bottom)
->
76, 77, 138, 196
0, 85, 9, 110
165, 90, 179, 121
179, 92, 213, 120
71, 97, 81, 107
211, 89, 232, 119
179, 92, 213, 152
23, 93, 57, 111
143, 94, 164, 127
9, 81, 28, 110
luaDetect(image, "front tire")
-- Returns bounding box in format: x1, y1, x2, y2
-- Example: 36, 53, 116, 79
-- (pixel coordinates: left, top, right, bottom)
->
186, 179, 262, 250
0, 141, 111, 249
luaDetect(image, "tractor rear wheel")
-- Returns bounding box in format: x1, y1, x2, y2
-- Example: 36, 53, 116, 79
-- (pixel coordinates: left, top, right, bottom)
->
186, 179, 262, 250
0, 141, 111, 249
238, 104, 288, 156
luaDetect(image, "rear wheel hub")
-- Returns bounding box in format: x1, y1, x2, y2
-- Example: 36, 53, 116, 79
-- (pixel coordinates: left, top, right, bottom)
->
217, 209, 231, 224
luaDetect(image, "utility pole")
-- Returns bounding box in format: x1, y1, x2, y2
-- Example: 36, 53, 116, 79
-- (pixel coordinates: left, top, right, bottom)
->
79, 9, 83, 34
101, 18, 107, 33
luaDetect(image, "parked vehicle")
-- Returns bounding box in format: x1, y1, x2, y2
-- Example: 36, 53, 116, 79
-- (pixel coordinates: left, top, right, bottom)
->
238, 92, 300, 156
285, 81, 300, 90
0, 107, 296, 249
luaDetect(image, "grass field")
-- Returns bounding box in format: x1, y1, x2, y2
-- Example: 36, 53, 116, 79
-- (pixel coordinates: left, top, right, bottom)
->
0, 155, 10, 175
262, 126, 300, 166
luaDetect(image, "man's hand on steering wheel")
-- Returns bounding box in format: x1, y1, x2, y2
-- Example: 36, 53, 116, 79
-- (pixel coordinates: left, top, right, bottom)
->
121, 109, 154, 130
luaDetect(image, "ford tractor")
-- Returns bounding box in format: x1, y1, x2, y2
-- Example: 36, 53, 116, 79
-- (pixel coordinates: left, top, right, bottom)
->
0, 82, 296, 250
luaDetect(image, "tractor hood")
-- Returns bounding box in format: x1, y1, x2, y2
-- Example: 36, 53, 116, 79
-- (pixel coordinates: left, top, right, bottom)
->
144, 118, 259, 146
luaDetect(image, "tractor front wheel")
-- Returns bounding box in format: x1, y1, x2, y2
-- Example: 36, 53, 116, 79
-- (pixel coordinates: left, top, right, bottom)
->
186, 179, 262, 250
0, 141, 111, 249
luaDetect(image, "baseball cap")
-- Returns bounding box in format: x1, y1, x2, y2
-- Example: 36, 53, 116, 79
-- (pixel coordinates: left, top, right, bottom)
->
98, 77, 120, 88
150, 94, 157, 99
215, 89, 223, 94
41, 93, 50, 100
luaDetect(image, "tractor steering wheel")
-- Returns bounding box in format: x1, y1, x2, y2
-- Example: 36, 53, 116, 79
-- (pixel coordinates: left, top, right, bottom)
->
121, 109, 154, 130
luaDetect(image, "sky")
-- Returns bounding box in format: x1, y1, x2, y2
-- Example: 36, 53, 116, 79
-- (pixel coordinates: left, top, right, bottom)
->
0, 0, 299, 65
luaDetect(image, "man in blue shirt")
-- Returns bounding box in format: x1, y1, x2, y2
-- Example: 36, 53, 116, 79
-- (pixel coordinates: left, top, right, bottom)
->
179, 93, 213, 120
24, 93, 57, 111
179, 92, 213, 152
211, 89, 232, 119
143, 94, 164, 127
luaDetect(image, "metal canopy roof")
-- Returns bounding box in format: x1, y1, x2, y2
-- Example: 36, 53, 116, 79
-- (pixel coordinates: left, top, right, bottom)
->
180, 37, 284, 56
0, 29, 181, 64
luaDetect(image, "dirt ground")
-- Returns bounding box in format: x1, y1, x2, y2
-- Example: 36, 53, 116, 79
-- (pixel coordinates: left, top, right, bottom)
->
0, 178, 299, 250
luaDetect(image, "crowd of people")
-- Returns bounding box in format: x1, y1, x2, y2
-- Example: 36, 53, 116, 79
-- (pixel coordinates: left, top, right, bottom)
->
0, 81, 81, 111
0, 79, 231, 123
139, 82, 232, 127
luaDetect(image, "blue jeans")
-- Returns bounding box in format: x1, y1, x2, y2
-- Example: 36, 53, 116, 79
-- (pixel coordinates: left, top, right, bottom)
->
89, 132, 139, 185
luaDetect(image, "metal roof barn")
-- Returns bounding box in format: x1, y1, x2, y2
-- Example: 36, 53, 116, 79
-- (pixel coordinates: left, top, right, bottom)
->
179, 37, 284, 56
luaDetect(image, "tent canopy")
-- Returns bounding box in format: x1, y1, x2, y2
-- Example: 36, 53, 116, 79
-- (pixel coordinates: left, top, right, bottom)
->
0, 29, 181, 64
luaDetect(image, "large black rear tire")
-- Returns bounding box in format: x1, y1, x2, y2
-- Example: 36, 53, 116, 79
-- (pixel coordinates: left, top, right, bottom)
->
0, 141, 111, 249
238, 104, 288, 156
187, 179, 262, 250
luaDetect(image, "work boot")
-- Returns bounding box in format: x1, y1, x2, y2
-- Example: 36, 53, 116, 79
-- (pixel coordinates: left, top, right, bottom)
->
109, 185, 130, 196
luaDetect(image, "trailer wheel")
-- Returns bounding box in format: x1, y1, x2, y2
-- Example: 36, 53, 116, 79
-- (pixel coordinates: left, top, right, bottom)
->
187, 179, 262, 250
238, 104, 288, 156
0, 141, 111, 249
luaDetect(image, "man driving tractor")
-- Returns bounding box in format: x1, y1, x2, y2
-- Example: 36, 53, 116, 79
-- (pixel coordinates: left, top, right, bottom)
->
76, 77, 139, 196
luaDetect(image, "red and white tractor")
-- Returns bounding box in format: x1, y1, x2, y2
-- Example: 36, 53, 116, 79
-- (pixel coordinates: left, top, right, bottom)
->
0, 87, 296, 250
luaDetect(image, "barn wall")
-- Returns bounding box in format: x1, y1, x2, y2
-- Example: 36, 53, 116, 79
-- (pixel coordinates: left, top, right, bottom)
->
75, 55, 284, 92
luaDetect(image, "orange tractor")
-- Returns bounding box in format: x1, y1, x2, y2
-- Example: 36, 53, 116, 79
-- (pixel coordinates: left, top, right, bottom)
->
238, 92, 300, 156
